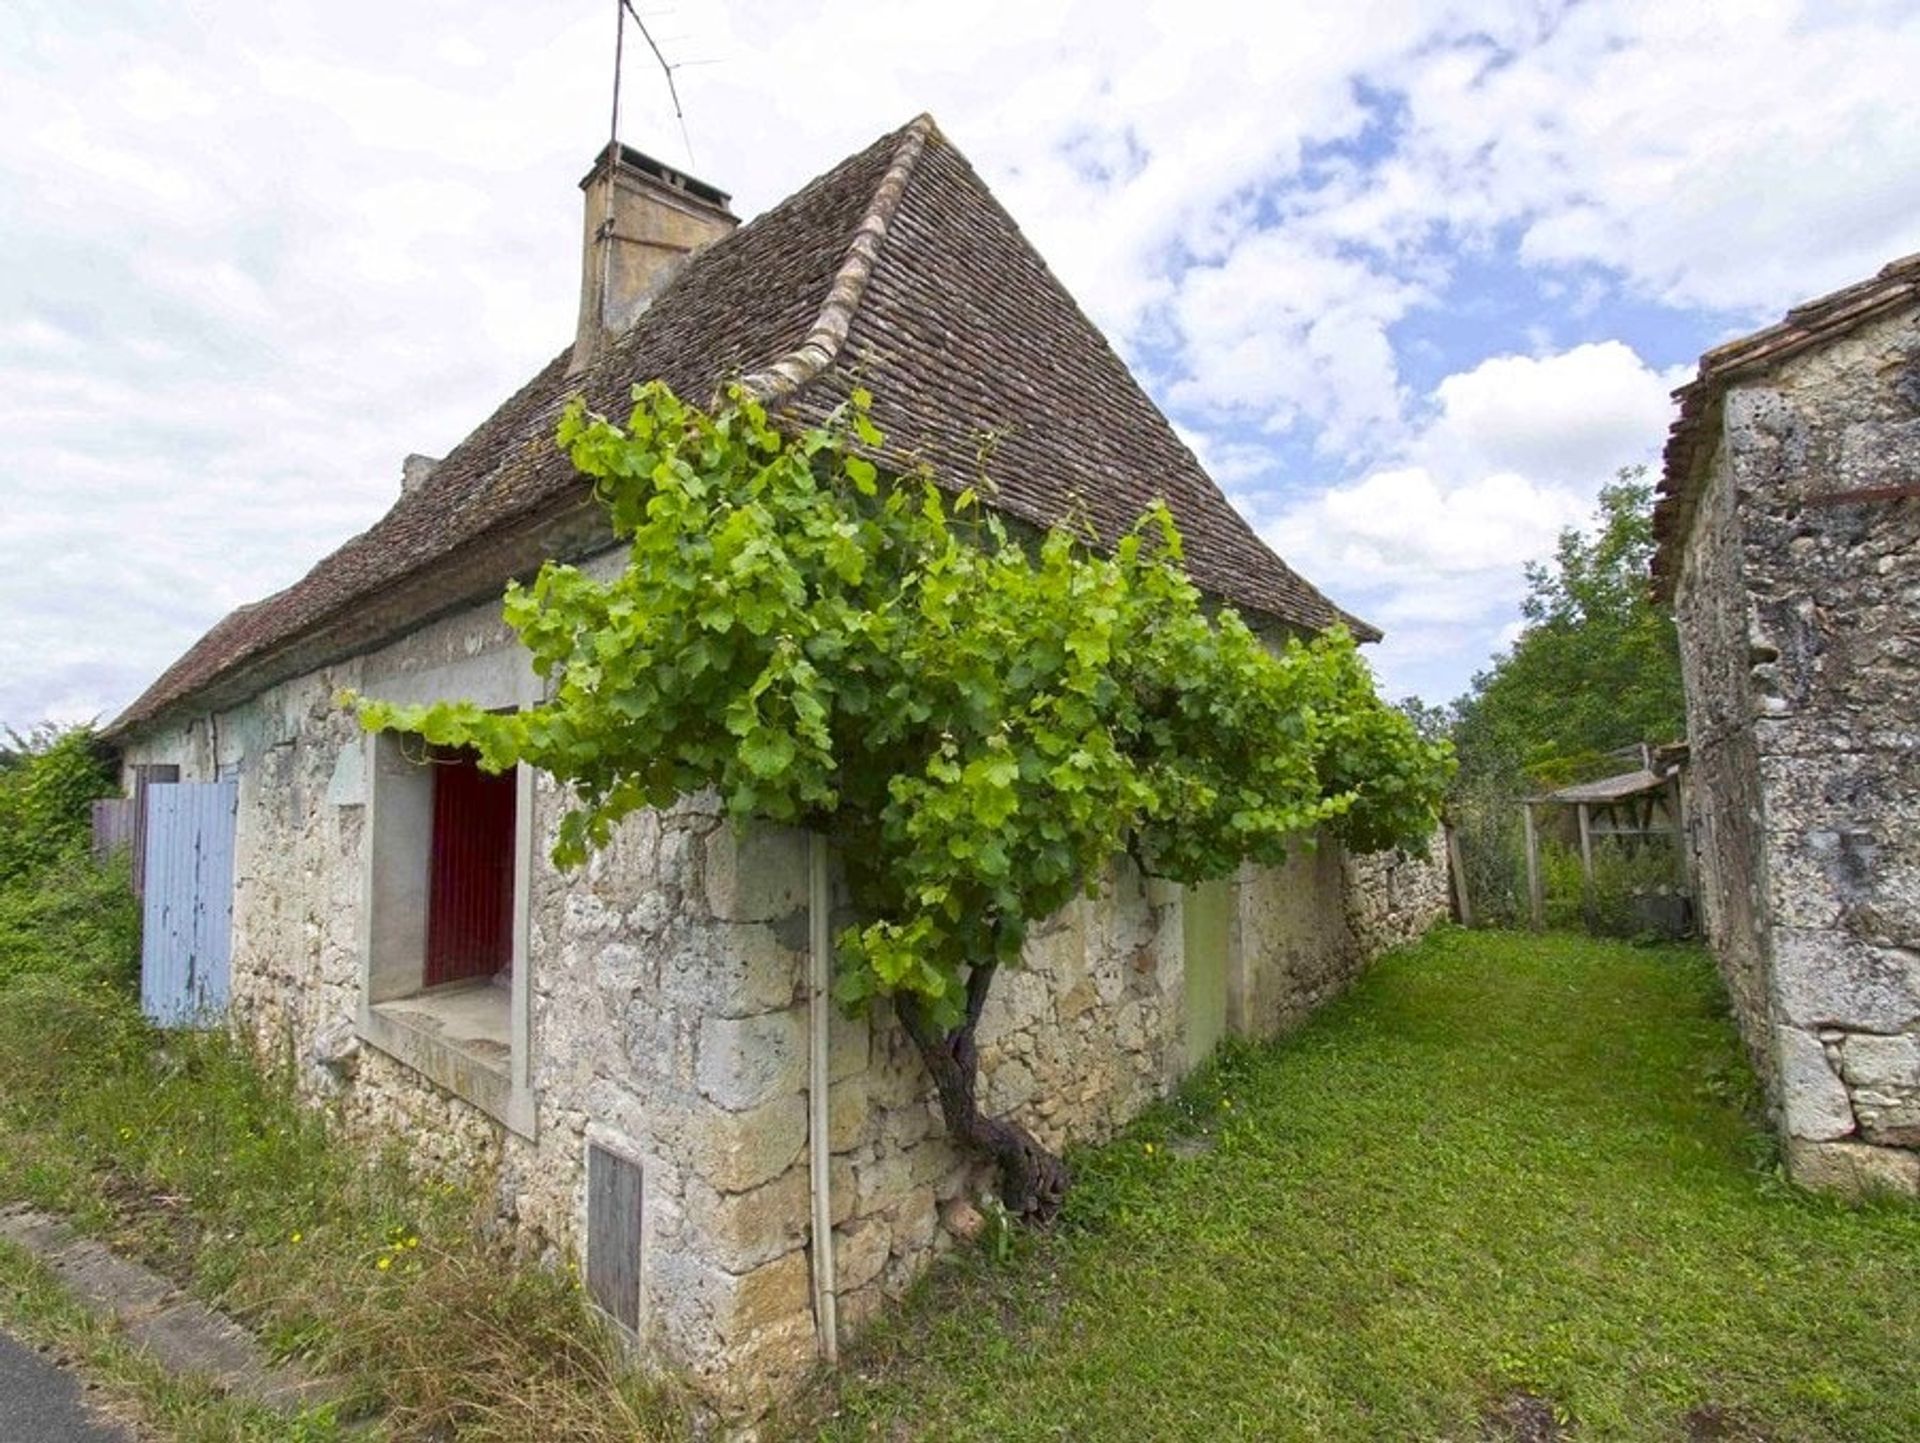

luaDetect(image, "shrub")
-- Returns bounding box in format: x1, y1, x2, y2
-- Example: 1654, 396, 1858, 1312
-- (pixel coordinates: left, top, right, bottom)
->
0, 725, 117, 886
0, 852, 140, 992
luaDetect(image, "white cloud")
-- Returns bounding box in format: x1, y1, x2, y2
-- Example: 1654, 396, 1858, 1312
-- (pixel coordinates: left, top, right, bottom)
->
1418, 341, 1686, 487
1385, 0, 1920, 312
1168, 231, 1427, 452
1259, 342, 1678, 702
2, 0, 1918, 728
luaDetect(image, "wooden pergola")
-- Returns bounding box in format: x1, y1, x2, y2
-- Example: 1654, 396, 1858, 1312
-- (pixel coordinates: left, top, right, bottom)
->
1522, 751, 1690, 929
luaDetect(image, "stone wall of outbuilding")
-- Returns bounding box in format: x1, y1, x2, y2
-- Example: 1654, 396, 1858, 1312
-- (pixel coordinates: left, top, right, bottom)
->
1673, 304, 1920, 1197
118, 588, 1449, 1414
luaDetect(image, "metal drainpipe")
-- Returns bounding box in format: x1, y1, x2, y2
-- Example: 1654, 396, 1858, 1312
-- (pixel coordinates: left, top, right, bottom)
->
807, 832, 839, 1361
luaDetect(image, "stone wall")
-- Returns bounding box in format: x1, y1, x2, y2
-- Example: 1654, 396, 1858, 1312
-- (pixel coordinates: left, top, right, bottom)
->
118, 588, 1450, 1412
1674, 424, 1775, 1077
693, 826, 1450, 1377
1672, 304, 1920, 1197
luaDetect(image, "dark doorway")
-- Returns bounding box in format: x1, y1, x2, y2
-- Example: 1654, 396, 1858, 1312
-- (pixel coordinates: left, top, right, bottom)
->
425, 745, 516, 987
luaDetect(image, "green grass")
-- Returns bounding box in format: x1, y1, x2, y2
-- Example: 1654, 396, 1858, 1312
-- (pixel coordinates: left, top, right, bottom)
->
790, 929, 1920, 1442
0, 973, 688, 1442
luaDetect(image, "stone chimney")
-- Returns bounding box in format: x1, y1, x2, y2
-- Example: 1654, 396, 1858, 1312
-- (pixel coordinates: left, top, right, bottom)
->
401, 453, 440, 495
569, 142, 737, 375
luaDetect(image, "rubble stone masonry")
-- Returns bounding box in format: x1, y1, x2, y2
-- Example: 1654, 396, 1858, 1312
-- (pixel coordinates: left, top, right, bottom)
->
1674, 305, 1920, 1198
119, 591, 1448, 1412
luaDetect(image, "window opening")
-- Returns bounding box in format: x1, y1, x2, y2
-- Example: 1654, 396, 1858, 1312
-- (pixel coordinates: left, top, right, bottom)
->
425, 744, 517, 988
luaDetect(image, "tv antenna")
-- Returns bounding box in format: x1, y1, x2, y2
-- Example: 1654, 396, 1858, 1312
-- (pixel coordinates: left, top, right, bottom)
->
609, 0, 698, 171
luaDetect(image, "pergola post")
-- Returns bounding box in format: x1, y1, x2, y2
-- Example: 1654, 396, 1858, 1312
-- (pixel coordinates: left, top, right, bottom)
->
1523, 801, 1543, 931
1671, 774, 1693, 891
1444, 822, 1473, 928
1577, 801, 1595, 889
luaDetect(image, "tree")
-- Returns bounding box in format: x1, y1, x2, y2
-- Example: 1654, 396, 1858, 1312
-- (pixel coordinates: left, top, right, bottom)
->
0, 725, 117, 887
1451, 471, 1684, 793
356, 383, 1450, 1220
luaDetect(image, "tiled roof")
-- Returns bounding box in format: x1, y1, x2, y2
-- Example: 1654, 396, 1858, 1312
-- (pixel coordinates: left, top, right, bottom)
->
1651, 250, 1920, 600
110, 116, 1372, 739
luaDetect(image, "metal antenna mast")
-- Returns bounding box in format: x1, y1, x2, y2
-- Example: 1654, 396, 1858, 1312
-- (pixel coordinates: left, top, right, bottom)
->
611, 0, 698, 171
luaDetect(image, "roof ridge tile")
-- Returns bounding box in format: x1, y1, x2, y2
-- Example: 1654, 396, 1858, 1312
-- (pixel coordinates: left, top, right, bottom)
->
739, 115, 935, 403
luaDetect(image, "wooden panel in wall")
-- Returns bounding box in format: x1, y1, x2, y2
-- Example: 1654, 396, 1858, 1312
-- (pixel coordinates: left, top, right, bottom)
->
587, 1144, 643, 1334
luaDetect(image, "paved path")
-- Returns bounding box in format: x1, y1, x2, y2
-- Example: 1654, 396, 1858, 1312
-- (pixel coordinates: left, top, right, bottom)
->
0, 1328, 132, 1442
0, 1204, 335, 1431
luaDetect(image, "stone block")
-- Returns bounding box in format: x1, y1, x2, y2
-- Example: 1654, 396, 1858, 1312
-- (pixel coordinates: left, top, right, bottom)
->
854, 1147, 915, 1216
940, 1197, 985, 1243
685, 1166, 812, 1272
690, 1092, 809, 1195
986, 1057, 1036, 1113
836, 1281, 886, 1337
834, 1214, 891, 1291
1772, 929, 1920, 1032
1841, 1031, 1920, 1144
712, 1248, 813, 1345
828, 1075, 868, 1152
702, 821, 810, 922
1775, 1026, 1856, 1140
885, 1184, 938, 1256
703, 1312, 819, 1419
662, 921, 803, 1018
1840, 1031, 1920, 1093
880, 1098, 933, 1150
828, 1005, 871, 1081
829, 1156, 857, 1226
1785, 1137, 1920, 1199
697, 1008, 808, 1111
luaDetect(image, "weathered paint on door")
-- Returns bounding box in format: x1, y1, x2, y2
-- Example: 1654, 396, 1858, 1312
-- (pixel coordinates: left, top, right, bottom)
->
139, 779, 238, 1028
1184, 877, 1232, 1069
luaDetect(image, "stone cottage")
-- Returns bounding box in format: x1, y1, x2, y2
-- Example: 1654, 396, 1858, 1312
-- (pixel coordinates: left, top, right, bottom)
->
1654, 252, 1920, 1199
105, 115, 1447, 1409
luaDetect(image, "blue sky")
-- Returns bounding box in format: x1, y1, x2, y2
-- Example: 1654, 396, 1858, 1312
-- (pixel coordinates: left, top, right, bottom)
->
3, 0, 1919, 730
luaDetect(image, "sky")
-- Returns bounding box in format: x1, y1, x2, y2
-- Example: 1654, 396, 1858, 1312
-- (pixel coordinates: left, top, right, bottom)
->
3, 0, 1918, 732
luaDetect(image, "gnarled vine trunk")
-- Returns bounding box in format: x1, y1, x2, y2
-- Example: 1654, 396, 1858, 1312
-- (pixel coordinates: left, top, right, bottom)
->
896, 961, 1070, 1224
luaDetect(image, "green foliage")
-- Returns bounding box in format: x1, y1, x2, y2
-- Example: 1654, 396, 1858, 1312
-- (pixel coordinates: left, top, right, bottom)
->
0, 852, 141, 991
1539, 837, 1688, 938
1451, 472, 1684, 794
356, 383, 1450, 1028
1443, 476, 1685, 928
0, 724, 137, 992
0, 724, 117, 886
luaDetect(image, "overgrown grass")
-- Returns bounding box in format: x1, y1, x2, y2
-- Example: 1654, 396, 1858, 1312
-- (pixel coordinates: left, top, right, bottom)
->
791, 929, 1920, 1442
0, 974, 688, 1442
0, 1239, 342, 1442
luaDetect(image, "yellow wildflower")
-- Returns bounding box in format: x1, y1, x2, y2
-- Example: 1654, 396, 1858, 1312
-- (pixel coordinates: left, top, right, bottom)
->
376, 1256, 392, 1271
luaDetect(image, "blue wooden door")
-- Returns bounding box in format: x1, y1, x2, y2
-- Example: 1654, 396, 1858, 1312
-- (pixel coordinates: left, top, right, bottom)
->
139, 779, 239, 1027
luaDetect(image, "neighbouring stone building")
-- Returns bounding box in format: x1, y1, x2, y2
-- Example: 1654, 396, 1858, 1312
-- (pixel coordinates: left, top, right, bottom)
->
1654, 252, 1920, 1199
105, 115, 1447, 1411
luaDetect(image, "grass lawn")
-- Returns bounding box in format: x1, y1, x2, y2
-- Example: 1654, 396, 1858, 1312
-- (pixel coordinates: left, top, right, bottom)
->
790, 928, 1920, 1443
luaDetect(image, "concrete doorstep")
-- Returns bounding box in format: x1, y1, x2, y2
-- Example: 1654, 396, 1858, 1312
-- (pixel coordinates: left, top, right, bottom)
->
0, 1203, 336, 1416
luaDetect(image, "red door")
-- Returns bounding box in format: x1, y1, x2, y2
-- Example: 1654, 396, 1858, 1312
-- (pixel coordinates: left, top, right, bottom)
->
425, 746, 516, 987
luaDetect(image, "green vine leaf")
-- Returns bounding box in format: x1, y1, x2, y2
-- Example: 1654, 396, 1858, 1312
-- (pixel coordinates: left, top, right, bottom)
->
354, 381, 1453, 1018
